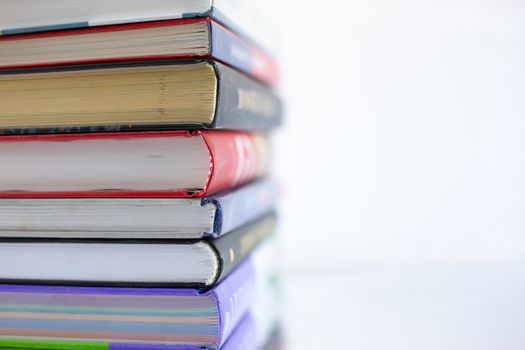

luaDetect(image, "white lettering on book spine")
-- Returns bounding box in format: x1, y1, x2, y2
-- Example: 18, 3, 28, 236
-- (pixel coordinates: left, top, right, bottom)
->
223, 281, 250, 338
231, 134, 257, 186
237, 89, 276, 118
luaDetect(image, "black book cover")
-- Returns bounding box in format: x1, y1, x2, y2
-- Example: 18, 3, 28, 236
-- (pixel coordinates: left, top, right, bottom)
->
212, 61, 282, 130
210, 213, 276, 285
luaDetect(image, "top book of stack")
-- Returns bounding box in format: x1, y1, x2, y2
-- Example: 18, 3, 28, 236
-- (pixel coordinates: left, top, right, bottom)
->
0, 0, 282, 133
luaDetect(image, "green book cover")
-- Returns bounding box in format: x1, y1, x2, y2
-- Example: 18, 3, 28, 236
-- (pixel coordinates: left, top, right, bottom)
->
0, 339, 107, 350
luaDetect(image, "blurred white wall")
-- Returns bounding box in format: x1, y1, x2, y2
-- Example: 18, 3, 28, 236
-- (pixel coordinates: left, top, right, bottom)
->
269, 0, 525, 272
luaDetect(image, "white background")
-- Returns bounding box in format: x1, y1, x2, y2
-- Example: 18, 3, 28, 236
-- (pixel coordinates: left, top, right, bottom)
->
266, 0, 525, 348
271, 0, 525, 272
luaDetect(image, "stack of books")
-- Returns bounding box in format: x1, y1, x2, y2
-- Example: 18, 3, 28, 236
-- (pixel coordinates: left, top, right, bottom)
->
0, 1, 282, 349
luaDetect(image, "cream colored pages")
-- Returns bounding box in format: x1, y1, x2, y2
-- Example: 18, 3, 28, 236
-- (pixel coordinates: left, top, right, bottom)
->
0, 62, 217, 128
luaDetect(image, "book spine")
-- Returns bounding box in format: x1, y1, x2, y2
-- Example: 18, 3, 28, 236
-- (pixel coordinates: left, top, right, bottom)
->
212, 62, 282, 131
210, 20, 279, 87
211, 214, 276, 284
212, 257, 256, 348
202, 179, 277, 236
201, 131, 268, 196
219, 313, 258, 350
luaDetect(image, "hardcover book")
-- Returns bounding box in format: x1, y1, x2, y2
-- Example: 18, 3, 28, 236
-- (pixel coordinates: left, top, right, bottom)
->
0, 60, 282, 133
0, 179, 276, 239
0, 130, 269, 198
0, 214, 275, 286
0, 18, 278, 86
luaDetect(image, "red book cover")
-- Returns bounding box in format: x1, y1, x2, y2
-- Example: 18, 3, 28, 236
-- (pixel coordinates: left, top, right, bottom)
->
0, 17, 279, 86
0, 130, 268, 198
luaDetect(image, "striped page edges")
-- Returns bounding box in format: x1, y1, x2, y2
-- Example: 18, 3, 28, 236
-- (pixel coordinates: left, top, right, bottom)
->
0, 284, 219, 349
